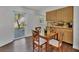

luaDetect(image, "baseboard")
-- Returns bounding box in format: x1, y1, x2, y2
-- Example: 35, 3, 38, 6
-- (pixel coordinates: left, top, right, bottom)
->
0, 35, 32, 47
0, 39, 13, 47
14, 36, 26, 40
14, 35, 32, 40
73, 47, 79, 50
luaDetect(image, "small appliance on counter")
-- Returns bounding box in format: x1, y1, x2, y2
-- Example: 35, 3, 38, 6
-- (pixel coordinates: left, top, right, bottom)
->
67, 22, 73, 28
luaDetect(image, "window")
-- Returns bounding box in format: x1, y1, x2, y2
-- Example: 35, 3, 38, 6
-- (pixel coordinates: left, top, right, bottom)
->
14, 12, 26, 38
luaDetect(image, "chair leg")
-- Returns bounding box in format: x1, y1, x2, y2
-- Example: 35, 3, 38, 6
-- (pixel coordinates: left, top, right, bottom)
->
60, 45, 63, 52
51, 46, 54, 52
38, 47, 39, 52
59, 47, 61, 52
59, 46, 63, 52
41, 45, 42, 52
38, 46, 40, 52
33, 48, 34, 52
46, 43, 47, 52
48, 45, 52, 52
33, 43, 34, 52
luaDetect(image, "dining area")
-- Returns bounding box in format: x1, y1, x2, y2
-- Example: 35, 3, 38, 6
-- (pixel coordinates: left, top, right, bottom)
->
32, 26, 64, 52
0, 6, 79, 52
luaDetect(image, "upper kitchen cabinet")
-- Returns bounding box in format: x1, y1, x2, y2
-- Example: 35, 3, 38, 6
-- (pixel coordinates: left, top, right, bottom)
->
46, 10, 57, 22
57, 8, 63, 22
46, 6, 73, 22
62, 6, 73, 22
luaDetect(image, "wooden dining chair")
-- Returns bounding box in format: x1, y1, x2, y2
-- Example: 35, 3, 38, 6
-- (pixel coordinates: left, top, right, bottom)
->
32, 30, 47, 52
48, 28, 63, 52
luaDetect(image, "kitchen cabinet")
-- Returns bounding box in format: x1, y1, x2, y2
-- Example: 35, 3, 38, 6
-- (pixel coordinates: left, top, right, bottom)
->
55, 27, 73, 44
46, 6, 73, 22
46, 10, 57, 21
46, 26, 73, 44
57, 9, 63, 22
63, 29, 73, 44
46, 12, 52, 21
62, 6, 73, 22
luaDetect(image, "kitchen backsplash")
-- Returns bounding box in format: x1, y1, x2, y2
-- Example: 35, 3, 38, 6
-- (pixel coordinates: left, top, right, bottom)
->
47, 21, 73, 28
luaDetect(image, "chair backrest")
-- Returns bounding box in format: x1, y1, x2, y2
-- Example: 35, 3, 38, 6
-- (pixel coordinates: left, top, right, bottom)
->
60, 31, 64, 42
50, 27, 56, 33
35, 27, 41, 33
32, 30, 39, 42
57, 31, 64, 47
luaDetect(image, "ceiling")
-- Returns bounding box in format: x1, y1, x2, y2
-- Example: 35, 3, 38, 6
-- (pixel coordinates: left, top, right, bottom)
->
23, 6, 66, 12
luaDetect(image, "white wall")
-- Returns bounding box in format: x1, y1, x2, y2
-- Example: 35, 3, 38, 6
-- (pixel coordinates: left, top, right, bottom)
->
0, 6, 24, 47
73, 6, 79, 50
24, 13, 40, 36
0, 6, 42, 47
0, 7, 14, 47
24, 9, 42, 37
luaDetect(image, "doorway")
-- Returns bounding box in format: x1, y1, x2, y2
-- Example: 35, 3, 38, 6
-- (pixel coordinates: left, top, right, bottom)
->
14, 12, 26, 39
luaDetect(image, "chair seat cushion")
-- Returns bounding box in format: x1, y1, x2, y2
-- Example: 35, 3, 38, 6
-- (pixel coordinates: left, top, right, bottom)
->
34, 37, 46, 45
49, 39, 60, 47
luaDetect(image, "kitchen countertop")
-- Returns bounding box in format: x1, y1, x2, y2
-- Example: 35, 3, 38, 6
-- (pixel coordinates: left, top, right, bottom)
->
53, 26, 72, 30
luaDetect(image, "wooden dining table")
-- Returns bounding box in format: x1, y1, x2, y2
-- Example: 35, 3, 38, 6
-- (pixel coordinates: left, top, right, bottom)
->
39, 32, 58, 52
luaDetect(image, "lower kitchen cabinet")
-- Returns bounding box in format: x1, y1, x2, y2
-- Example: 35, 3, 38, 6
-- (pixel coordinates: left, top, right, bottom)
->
56, 27, 73, 44
63, 29, 73, 44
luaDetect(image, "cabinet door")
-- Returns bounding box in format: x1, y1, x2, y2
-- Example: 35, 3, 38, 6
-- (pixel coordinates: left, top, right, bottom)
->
56, 28, 73, 44
57, 9, 62, 22
66, 6, 73, 22
51, 10, 57, 22
46, 12, 51, 21
46, 12, 52, 21
62, 6, 73, 22
46, 10, 57, 21
63, 29, 73, 44
62, 8, 65, 22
